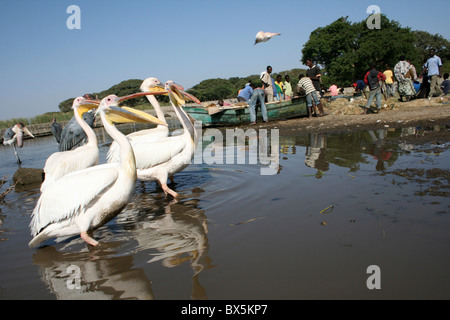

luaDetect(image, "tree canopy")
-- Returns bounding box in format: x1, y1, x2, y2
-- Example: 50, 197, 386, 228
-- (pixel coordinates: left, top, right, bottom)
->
300, 15, 448, 87
58, 79, 167, 113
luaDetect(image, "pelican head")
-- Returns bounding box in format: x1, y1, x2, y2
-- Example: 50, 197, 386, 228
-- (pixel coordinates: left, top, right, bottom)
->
99, 94, 167, 126
140, 77, 167, 94
72, 96, 100, 119
165, 81, 201, 107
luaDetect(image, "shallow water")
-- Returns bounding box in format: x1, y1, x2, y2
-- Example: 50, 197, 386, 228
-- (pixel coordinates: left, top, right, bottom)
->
0, 123, 449, 300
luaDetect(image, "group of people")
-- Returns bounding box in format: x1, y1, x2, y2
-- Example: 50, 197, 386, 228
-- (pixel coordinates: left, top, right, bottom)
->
237, 59, 327, 124
235, 49, 448, 124
354, 48, 448, 113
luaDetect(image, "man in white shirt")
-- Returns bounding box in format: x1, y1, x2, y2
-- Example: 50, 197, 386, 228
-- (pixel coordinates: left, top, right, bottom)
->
424, 49, 443, 97
260, 66, 274, 102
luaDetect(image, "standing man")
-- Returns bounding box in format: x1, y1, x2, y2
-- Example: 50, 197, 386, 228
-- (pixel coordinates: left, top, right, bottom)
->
260, 66, 274, 102
305, 59, 326, 115
424, 49, 443, 98
363, 62, 386, 114
248, 86, 268, 124
306, 59, 322, 96
283, 75, 293, 100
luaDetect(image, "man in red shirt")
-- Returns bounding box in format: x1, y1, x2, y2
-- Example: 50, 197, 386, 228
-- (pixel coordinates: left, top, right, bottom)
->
363, 62, 386, 114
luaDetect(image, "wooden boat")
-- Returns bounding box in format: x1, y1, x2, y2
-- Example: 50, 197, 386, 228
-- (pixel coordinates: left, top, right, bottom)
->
184, 96, 308, 126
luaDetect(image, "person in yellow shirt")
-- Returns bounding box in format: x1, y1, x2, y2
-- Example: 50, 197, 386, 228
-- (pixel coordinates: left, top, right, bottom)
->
283, 75, 293, 100
275, 75, 284, 100
383, 66, 394, 97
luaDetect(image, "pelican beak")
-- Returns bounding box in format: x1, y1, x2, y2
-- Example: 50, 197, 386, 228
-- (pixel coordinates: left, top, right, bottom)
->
105, 105, 167, 126
117, 91, 163, 102
167, 82, 201, 106
146, 83, 168, 95
77, 100, 100, 119
23, 127, 35, 139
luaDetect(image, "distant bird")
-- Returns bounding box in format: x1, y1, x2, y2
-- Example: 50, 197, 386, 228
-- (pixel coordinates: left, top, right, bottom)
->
51, 118, 62, 144
40, 97, 100, 191
107, 77, 169, 164
3, 122, 35, 164
58, 111, 96, 152
29, 92, 167, 248
254, 31, 281, 45
109, 81, 200, 198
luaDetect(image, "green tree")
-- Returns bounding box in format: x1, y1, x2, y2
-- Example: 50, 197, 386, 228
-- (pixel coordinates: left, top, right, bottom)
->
301, 15, 419, 87
413, 30, 449, 73
58, 97, 75, 113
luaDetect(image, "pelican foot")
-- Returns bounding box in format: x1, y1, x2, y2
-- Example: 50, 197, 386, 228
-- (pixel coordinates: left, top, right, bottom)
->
81, 231, 99, 246
161, 184, 179, 198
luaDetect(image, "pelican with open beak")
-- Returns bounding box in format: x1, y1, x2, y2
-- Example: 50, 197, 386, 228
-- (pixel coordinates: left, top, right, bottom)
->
29, 92, 167, 248
40, 97, 100, 191
110, 80, 201, 198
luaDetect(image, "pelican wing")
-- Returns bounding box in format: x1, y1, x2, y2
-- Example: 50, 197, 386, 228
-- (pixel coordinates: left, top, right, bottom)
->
134, 137, 186, 170
30, 164, 119, 236
106, 126, 169, 164
41, 145, 99, 190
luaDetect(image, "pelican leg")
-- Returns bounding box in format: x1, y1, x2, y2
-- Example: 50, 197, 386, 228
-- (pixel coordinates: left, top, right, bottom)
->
80, 231, 99, 246
169, 176, 175, 184
161, 183, 179, 198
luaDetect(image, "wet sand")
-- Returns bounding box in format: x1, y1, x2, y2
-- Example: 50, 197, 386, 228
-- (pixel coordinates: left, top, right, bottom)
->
248, 96, 450, 135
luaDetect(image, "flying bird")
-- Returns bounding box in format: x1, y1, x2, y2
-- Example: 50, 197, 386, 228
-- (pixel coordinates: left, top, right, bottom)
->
254, 31, 281, 45
29, 92, 167, 248
40, 97, 100, 191
3, 122, 35, 164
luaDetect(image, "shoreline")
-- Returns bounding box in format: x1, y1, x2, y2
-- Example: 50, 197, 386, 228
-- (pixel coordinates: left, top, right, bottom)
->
238, 96, 450, 135
1, 97, 449, 144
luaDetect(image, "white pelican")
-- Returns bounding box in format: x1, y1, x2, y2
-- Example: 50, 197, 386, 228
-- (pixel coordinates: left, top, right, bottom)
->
254, 31, 281, 45
40, 97, 100, 191
107, 77, 169, 164
3, 122, 35, 164
29, 92, 167, 248
118, 81, 200, 198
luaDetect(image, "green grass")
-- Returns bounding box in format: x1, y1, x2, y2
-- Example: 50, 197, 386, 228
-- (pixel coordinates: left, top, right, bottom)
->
0, 101, 167, 130
0, 112, 75, 130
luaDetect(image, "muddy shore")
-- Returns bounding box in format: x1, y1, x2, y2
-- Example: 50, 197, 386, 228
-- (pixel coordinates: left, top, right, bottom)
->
247, 96, 450, 136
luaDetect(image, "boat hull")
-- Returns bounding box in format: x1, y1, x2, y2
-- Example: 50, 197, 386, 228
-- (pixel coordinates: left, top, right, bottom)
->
184, 97, 308, 126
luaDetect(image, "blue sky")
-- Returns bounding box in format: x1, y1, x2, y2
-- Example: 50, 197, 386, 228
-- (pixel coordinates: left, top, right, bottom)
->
0, 0, 449, 121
